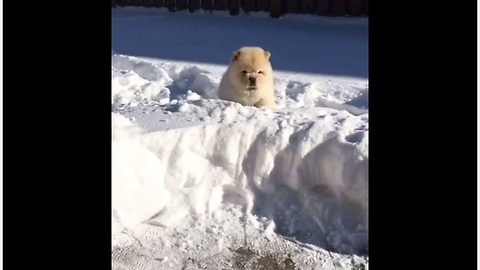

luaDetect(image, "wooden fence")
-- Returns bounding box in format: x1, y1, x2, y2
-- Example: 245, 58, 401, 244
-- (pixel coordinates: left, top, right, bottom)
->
112, 0, 368, 18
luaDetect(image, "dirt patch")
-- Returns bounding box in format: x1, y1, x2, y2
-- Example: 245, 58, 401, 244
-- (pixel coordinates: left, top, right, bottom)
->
232, 247, 296, 270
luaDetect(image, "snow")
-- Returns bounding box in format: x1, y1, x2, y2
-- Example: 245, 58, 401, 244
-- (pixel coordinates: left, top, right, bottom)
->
112, 7, 368, 270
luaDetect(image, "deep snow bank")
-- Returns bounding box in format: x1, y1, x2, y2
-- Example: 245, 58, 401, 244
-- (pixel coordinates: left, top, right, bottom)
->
112, 108, 368, 254
111, 53, 368, 255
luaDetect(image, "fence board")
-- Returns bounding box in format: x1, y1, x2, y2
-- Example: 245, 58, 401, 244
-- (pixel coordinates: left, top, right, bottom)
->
214, 0, 228, 10
202, 0, 214, 10
142, 0, 153, 7
287, 0, 298, 13
346, 0, 362, 15
229, 0, 240, 15
189, 0, 201, 12
152, 0, 164, 7
315, 0, 329, 14
177, 0, 188, 10
362, 0, 368, 15
256, 0, 270, 12
242, 0, 255, 12
131, 0, 142, 6
112, 0, 367, 17
251, 0, 258, 12
165, 0, 176, 11
270, 0, 282, 18
280, 0, 289, 15
301, 0, 314, 13
330, 0, 346, 16
117, 0, 130, 6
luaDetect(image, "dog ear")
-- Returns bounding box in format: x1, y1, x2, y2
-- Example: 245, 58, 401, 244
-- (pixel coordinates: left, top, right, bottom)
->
232, 50, 241, 62
264, 50, 271, 60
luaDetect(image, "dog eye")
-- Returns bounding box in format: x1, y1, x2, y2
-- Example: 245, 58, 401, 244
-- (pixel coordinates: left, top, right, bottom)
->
241, 71, 247, 74
258, 71, 264, 74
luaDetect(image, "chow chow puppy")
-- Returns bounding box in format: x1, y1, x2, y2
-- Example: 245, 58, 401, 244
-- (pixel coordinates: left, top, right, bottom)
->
217, 47, 276, 109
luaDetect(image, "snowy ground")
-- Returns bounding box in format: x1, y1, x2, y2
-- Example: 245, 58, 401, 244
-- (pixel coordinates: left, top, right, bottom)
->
112, 7, 368, 270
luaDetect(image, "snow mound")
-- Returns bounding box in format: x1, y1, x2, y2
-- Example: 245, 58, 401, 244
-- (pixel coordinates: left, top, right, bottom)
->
112, 54, 368, 258
111, 54, 367, 116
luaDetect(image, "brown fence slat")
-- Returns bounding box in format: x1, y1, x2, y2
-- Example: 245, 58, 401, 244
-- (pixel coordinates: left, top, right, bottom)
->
111, 0, 366, 17
286, 0, 298, 13
202, 0, 214, 10
301, 0, 314, 13
316, 0, 329, 14
117, 0, 130, 6
255, 0, 269, 12
346, 0, 362, 16
242, 0, 255, 12
330, 0, 346, 16
362, 0, 368, 15
280, 0, 289, 15
253, 0, 261, 11
142, 0, 153, 7
177, 0, 188, 10
165, 0, 176, 11
152, 0, 164, 7
189, 0, 201, 12
230, 0, 240, 15
214, 0, 228, 10
131, 0, 142, 6
270, 0, 282, 18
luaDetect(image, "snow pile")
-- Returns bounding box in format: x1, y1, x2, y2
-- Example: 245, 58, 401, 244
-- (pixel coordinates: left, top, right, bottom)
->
112, 54, 369, 263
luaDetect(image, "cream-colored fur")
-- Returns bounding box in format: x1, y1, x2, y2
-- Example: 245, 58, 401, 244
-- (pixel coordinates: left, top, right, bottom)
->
218, 47, 276, 109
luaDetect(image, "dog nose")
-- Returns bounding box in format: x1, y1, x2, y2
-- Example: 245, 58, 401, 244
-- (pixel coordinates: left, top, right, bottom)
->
248, 77, 256, 85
